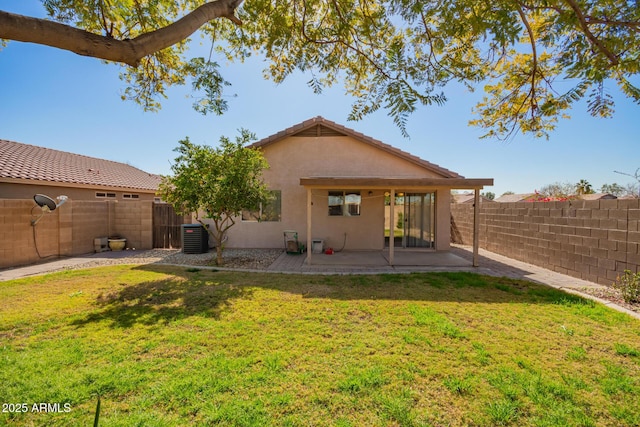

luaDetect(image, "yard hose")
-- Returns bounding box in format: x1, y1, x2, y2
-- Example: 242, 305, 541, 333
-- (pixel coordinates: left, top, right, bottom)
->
335, 233, 347, 253
31, 205, 61, 260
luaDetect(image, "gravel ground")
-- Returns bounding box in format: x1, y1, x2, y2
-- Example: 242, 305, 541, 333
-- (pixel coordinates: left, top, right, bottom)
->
157, 248, 283, 270
73, 248, 284, 271
577, 286, 639, 314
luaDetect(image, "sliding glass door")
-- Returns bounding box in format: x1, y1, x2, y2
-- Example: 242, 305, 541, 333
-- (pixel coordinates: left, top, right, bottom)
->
404, 193, 435, 248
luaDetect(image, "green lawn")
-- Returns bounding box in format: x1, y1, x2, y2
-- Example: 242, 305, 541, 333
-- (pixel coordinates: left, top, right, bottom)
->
384, 228, 404, 238
1, 266, 639, 426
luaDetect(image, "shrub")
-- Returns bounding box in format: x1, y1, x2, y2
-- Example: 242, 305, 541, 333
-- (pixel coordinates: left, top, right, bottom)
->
612, 270, 640, 304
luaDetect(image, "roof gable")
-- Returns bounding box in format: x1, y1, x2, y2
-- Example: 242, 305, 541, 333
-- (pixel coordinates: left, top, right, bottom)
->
249, 116, 463, 179
0, 139, 161, 191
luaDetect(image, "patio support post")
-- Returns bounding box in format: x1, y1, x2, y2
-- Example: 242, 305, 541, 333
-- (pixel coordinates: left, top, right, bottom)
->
389, 189, 395, 265
473, 188, 480, 267
306, 187, 312, 264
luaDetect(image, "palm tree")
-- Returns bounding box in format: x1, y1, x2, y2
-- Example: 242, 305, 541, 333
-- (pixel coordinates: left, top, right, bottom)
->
575, 179, 594, 195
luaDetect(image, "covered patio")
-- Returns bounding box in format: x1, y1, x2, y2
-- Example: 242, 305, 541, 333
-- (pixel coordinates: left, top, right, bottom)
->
300, 177, 493, 268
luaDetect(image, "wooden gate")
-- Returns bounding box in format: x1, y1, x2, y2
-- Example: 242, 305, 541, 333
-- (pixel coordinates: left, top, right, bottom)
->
153, 203, 187, 248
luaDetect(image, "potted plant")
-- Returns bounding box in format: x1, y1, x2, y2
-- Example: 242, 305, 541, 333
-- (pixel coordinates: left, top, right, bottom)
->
107, 235, 127, 251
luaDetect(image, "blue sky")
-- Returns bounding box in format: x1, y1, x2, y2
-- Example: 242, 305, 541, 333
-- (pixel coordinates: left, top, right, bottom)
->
1, 1, 638, 197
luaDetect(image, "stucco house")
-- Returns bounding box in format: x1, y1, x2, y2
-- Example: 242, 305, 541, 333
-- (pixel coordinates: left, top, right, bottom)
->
220, 117, 493, 265
0, 139, 162, 201
1, 140, 164, 269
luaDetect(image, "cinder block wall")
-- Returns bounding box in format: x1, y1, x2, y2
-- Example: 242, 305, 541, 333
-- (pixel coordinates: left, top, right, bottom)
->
71, 201, 110, 255
112, 200, 153, 250
1, 199, 154, 269
0, 199, 60, 268
451, 199, 640, 285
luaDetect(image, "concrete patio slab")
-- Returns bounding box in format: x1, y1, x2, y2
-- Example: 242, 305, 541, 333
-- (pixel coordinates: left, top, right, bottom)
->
307, 251, 388, 266
299, 250, 471, 267
383, 250, 470, 267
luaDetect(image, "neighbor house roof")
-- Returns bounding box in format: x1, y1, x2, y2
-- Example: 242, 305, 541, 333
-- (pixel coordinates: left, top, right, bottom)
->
0, 139, 161, 192
453, 192, 493, 204
579, 193, 617, 200
494, 193, 537, 203
249, 116, 464, 179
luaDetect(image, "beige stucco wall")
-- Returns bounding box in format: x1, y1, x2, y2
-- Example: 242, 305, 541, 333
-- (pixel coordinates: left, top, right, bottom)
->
220, 135, 455, 251
435, 189, 450, 250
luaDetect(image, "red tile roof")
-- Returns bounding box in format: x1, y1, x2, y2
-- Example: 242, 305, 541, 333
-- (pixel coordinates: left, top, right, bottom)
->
249, 116, 464, 179
0, 139, 161, 191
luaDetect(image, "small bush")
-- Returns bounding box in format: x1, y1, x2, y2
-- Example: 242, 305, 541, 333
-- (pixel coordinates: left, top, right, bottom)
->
612, 270, 640, 303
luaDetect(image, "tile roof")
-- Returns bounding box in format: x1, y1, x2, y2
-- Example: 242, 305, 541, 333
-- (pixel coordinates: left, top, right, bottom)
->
249, 116, 464, 179
0, 139, 161, 191
579, 193, 617, 200
494, 193, 537, 203
453, 193, 493, 203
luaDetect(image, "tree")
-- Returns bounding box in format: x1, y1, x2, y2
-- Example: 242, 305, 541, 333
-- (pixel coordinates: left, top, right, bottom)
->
481, 191, 495, 201
158, 131, 270, 265
539, 181, 575, 198
600, 183, 625, 197
625, 183, 640, 198
615, 168, 640, 198
1, 1, 639, 139
575, 179, 594, 195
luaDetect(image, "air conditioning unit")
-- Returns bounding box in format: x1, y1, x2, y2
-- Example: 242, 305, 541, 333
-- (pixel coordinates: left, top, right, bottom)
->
181, 224, 209, 254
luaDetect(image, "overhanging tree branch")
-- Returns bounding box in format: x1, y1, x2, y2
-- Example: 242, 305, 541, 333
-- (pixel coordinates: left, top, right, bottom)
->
0, 0, 244, 67
563, 0, 620, 66
516, 5, 539, 118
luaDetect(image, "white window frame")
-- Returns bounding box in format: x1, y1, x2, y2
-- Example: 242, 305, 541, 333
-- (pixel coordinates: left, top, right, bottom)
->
96, 192, 116, 199
242, 190, 282, 222
328, 190, 361, 216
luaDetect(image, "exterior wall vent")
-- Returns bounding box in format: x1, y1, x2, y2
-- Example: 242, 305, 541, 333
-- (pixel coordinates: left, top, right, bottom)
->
294, 125, 347, 137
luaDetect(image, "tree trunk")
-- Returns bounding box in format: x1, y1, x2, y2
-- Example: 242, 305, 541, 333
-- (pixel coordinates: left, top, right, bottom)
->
0, 0, 244, 67
216, 245, 223, 266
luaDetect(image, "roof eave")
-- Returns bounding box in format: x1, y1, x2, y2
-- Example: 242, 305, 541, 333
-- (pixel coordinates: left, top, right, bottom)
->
300, 177, 494, 189
0, 177, 159, 193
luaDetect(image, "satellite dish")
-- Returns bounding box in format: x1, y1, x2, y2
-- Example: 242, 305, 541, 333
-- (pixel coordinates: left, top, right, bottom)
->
31, 194, 68, 225
34, 194, 58, 211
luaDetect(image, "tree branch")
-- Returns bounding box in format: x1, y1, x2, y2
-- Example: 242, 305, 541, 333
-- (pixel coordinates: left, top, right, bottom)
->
516, 5, 538, 117
0, 0, 244, 67
562, 0, 620, 66
585, 18, 640, 31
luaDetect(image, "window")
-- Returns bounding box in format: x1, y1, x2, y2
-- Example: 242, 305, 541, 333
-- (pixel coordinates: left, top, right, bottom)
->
96, 192, 116, 198
123, 194, 140, 199
329, 191, 361, 216
242, 190, 282, 222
